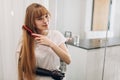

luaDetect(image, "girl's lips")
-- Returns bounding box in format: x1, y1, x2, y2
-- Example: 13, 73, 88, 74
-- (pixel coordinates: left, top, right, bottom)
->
43, 24, 48, 26
43, 24, 48, 27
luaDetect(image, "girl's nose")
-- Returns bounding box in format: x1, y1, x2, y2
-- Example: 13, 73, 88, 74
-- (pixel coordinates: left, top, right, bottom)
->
44, 18, 47, 22
43, 17, 48, 23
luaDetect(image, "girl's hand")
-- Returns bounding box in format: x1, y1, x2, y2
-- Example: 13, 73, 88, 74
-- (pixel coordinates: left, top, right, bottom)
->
32, 33, 54, 47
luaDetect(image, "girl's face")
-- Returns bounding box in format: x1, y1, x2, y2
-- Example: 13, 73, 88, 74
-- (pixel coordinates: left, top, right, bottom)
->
35, 14, 49, 31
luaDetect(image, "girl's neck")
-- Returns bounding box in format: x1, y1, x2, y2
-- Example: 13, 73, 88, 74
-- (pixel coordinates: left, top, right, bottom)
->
38, 30, 49, 36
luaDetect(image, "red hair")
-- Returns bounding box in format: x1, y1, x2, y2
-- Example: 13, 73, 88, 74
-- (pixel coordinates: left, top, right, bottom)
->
18, 3, 50, 80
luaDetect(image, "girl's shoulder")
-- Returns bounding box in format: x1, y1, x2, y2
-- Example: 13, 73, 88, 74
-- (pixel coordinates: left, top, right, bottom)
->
49, 30, 63, 36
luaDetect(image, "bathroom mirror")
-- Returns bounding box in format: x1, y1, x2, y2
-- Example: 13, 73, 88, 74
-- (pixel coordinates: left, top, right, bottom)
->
91, 0, 111, 31
56, 0, 113, 39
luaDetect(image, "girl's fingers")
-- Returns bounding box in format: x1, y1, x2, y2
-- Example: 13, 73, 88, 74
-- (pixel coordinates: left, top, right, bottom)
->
34, 37, 41, 40
31, 33, 41, 37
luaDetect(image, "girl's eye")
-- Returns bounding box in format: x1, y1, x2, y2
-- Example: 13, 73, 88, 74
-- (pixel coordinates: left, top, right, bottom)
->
45, 15, 48, 18
36, 15, 49, 20
37, 17, 43, 20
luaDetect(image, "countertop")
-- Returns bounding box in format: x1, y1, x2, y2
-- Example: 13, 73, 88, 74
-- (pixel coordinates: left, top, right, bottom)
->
65, 38, 120, 50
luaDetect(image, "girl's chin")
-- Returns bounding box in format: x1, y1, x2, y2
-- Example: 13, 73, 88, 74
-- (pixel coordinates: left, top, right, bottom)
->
42, 28, 49, 31
43, 25, 48, 28
45, 26, 49, 29
44, 27, 49, 29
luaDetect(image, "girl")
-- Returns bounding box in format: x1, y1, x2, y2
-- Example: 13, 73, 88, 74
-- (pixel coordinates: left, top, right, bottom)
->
17, 3, 71, 80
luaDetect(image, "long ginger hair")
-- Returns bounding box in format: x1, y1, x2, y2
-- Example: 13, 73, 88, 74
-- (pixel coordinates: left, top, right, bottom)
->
18, 3, 50, 80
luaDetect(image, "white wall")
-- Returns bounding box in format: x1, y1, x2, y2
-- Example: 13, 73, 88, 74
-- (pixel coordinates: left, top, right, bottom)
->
110, 0, 120, 38
56, 0, 87, 38
0, 0, 21, 80
48, 0, 57, 30
0, 0, 4, 79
